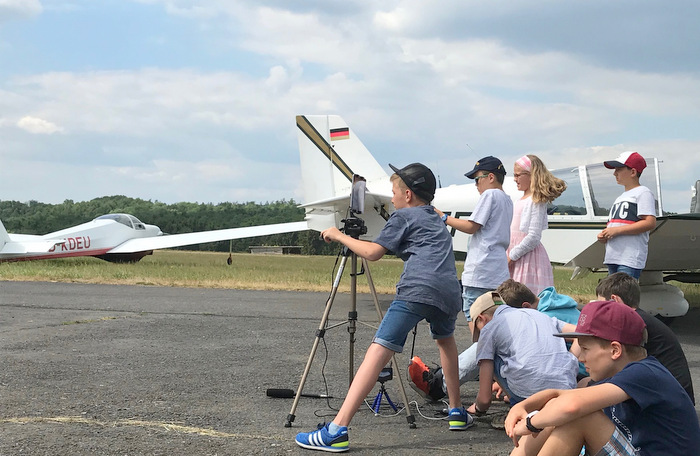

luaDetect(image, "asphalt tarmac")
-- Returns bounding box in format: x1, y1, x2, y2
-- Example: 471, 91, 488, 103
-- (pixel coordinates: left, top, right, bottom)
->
1, 281, 698, 455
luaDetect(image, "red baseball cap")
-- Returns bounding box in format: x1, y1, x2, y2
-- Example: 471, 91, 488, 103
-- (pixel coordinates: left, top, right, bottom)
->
554, 300, 646, 346
604, 151, 647, 175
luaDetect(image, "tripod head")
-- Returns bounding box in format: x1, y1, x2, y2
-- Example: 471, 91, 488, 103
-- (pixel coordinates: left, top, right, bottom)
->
341, 212, 368, 239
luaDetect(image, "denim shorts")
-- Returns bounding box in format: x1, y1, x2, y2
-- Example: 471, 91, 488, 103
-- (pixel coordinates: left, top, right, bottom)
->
373, 300, 457, 353
606, 265, 641, 280
493, 355, 526, 405
462, 286, 492, 322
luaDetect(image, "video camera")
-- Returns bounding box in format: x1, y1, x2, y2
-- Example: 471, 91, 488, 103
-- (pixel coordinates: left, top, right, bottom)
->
341, 174, 368, 239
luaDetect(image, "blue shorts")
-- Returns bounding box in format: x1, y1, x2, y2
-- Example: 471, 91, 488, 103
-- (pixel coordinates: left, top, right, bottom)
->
493, 356, 526, 405
373, 300, 457, 353
606, 265, 641, 280
462, 286, 492, 322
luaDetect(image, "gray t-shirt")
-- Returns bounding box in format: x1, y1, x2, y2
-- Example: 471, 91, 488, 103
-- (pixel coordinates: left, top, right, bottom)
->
476, 306, 578, 398
374, 205, 461, 317
462, 188, 513, 288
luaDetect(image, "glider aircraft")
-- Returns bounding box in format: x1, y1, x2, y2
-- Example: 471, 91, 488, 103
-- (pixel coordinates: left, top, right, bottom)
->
295, 115, 700, 319
0, 213, 307, 263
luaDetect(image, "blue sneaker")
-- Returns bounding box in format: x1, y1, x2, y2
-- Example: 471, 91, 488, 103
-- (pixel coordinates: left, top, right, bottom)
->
448, 407, 474, 431
295, 422, 349, 452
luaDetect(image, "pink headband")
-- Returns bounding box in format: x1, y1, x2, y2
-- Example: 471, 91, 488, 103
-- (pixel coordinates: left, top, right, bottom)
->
516, 155, 531, 171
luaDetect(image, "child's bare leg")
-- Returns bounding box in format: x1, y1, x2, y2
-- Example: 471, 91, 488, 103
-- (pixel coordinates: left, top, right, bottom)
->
509, 428, 552, 456
436, 335, 462, 409
334, 342, 394, 426
538, 410, 616, 456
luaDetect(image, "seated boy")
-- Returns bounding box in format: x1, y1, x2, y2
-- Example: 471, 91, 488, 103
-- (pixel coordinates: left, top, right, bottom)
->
505, 300, 700, 456
409, 280, 581, 401
465, 291, 578, 416
595, 272, 694, 404
295, 163, 470, 453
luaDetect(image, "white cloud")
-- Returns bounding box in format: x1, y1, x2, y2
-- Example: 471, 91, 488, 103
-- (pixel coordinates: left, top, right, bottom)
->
0, 0, 42, 22
16, 115, 63, 134
0, 1, 699, 215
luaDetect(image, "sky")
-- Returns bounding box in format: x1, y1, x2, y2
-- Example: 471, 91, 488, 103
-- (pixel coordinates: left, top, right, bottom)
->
1, 0, 699, 214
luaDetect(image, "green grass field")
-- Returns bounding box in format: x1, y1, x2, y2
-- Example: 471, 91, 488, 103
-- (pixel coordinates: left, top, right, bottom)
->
1, 249, 698, 307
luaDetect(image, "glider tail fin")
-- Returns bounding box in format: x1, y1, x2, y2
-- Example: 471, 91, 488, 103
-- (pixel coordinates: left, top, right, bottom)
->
296, 115, 392, 234
296, 115, 388, 204
0, 220, 10, 251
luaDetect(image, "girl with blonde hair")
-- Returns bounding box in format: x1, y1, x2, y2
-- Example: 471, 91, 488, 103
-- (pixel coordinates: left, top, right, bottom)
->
508, 155, 566, 294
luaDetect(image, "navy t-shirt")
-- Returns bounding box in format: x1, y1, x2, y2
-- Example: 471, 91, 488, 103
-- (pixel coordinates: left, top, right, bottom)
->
373, 205, 461, 317
601, 356, 700, 455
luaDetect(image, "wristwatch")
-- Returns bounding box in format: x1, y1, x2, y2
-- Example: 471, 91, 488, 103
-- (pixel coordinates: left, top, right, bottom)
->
441, 213, 448, 224
526, 410, 544, 433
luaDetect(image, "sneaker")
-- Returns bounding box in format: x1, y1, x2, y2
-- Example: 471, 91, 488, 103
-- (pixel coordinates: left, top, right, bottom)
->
448, 407, 474, 431
408, 356, 446, 401
295, 422, 349, 453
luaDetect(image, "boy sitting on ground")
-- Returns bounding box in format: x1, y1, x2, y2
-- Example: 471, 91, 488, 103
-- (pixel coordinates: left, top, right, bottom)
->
595, 272, 694, 403
505, 300, 700, 456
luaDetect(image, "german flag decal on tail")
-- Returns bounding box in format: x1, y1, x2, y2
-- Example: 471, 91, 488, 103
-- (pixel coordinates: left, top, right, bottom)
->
330, 127, 350, 141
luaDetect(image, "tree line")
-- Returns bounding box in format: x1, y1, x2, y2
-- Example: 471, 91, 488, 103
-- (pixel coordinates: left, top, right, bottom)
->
0, 196, 338, 255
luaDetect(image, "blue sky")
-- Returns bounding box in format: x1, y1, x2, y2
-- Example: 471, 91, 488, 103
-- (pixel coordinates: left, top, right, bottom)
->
1, 0, 699, 213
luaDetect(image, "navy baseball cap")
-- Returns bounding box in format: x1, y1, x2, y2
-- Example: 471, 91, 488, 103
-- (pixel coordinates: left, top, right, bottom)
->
465, 156, 507, 179
389, 162, 436, 203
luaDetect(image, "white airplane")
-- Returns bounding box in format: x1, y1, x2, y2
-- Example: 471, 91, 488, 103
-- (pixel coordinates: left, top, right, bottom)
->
0, 213, 307, 263
296, 114, 700, 319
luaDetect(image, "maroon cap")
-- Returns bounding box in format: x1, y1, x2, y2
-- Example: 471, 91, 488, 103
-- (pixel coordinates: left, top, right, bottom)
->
604, 151, 647, 175
554, 300, 646, 346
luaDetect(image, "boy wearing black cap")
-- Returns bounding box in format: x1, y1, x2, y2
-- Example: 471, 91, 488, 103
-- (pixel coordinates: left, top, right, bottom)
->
504, 300, 700, 456
436, 155, 513, 325
597, 151, 657, 279
295, 163, 469, 453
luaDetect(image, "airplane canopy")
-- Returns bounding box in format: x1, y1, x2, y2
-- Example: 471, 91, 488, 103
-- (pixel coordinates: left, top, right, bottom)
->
94, 214, 147, 230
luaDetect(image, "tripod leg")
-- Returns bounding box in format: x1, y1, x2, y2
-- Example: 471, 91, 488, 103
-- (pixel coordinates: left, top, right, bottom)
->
285, 255, 349, 427
348, 253, 358, 386
372, 389, 383, 414
362, 258, 417, 428
383, 388, 398, 412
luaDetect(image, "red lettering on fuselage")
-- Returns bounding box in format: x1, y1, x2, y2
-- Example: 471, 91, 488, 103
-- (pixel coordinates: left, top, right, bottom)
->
48, 236, 92, 252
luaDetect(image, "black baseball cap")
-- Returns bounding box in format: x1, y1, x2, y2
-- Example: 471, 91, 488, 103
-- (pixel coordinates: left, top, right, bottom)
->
464, 156, 507, 179
389, 162, 436, 203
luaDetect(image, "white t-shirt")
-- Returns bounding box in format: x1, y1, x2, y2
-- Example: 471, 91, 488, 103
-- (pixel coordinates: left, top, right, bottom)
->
604, 185, 656, 270
461, 188, 513, 288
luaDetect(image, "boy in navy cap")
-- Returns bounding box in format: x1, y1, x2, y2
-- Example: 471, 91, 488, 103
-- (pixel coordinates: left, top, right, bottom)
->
410, 156, 512, 407
597, 152, 656, 279
295, 163, 470, 453
504, 300, 700, 456
435, 156, 512, 326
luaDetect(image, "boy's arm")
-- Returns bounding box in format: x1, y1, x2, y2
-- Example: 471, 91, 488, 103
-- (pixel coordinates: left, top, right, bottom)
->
320, 227, 388, 261
505, 383, 630, 443
435, 209, 481, 234
466, 360, 494, 414
598, 214, 656, 241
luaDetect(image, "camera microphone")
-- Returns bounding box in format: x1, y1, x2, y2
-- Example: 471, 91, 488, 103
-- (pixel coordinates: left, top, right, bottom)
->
266, 388, 332, 399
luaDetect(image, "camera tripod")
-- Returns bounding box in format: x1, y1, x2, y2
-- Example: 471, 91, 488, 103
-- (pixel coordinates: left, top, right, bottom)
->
284, 246, 416, 428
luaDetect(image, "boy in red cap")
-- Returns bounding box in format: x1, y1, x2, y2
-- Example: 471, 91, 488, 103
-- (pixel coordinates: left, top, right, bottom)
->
597, 151, 656, 279
504, 300, 700, 456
